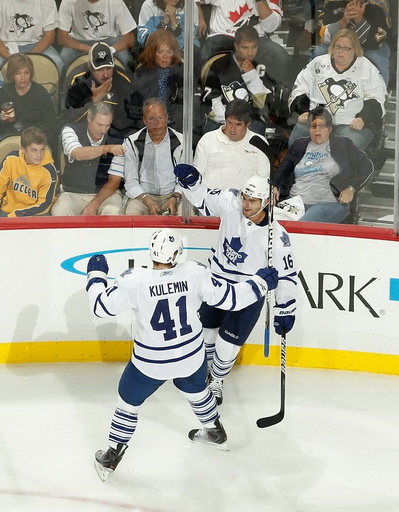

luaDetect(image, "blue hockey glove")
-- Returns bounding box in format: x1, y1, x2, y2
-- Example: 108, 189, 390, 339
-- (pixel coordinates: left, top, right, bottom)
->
256, 267, 279, 291
174, 164, 201, 188
86, 254, 109, 291
273, 299, 296, 335
274, 315, 295, 335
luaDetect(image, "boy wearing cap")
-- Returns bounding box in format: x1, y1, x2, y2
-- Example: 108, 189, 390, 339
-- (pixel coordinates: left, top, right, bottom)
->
62, 41, 135, 138
57, 0, 136, 69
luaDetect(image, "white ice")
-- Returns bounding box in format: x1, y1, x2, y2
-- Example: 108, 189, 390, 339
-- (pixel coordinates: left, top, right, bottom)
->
0, 362, 398, 512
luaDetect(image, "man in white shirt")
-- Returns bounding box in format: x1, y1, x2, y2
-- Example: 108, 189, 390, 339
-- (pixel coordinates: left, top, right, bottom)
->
0, 0, 63, 73
109, 98, 184, 216
57, 0, 137, 69
194, 99, 270, 189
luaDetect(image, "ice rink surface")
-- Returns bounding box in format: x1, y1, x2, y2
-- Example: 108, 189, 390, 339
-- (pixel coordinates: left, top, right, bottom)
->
0, 362, 398, 512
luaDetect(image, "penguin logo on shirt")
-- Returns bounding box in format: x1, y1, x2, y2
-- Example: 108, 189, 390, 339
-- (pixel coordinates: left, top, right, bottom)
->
318, 78, 360, 115
82, 10, 107, 35
10, 14, 34, 36
221, 81, 250, 103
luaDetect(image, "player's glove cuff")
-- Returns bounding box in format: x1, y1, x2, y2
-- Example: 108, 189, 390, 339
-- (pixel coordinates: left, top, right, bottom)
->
273, 299, 296, 317
86, 271, 107, 291
248, 275, 268, 299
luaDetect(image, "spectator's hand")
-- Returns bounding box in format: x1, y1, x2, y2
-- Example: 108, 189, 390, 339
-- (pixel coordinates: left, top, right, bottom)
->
91, 78, 113, 102
82, 202, 98, 216
105, 144, 126, 156
273, 186, 280, 203
143, 196, 161, 215
86, 254, 108, 290
174, 164, 201, 188
164, 3, 177, 24
349, 0, 366, 22
256, 267, 279, 291
349, 117, 365, 131
164, 196, 179, 215
298, 112, 310, 124
240, 59, 255, 74
339, 187, 355, 204
197, 17, 207, 37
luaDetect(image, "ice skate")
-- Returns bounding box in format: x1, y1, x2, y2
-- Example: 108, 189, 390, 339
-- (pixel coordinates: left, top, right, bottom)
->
209, 377, 223, 405
188, 418, 229, 451
94, 443, 128, 481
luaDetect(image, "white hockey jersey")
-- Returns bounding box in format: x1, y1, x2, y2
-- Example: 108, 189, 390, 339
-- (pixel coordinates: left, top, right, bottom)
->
201, 0, 283, 38
88, 261, 267, 380
180, 182, 297, 316
289, 54, 387, 125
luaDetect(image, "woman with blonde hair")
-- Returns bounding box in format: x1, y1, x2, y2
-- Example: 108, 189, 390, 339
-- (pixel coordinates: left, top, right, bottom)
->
0, 53, 56, 150
288, 29, 387, 150
128, 30, 183, 131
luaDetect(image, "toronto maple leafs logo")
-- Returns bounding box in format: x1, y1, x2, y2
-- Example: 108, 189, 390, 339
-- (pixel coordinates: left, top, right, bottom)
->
318, 78, 360, 115
223, 237, 248, 266
280, 232, 291, 248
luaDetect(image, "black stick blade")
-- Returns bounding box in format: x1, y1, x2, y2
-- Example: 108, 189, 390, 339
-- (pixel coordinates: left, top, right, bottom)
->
248, 135, 275, 169
256, 410, 284, 428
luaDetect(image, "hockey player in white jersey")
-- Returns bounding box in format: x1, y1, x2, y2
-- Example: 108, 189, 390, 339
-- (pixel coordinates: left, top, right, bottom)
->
174, 164, 297, 405
86, 228, 279, 480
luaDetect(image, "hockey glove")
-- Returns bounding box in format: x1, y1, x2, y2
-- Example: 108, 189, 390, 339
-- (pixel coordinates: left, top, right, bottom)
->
256, 267, 279, 291
274, 299, 296, 335
174, 164, 201, 188
86, 254, 109, 291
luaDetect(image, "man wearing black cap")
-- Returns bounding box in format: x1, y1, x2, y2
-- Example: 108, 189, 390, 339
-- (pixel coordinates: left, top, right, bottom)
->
57, 0, 136, 69
62, 41, 135, 137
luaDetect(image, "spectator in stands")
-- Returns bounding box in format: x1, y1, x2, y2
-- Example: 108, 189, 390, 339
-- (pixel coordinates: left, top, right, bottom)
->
288, 29, 387, 150
273, 107, 374, 223
51, 102, 126, 216
0, 127, 57, 217
313, 0, 392, 85
128, 30, 184, 132
194, 99, 270, 189
138, 0, 201, 57
109, 98, 184, 216
201, 25, 285, 135
0, 54, 57, 152
198, 0, 289, 82
57, 0, 137, 70
63, 42, 135, 138
0, 0, 63, 74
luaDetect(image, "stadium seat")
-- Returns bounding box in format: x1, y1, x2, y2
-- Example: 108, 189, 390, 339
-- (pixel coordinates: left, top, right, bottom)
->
0, 135, 21, 163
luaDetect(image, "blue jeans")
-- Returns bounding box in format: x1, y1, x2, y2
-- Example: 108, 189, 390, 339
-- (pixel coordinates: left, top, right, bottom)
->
289, 122, 374, 150
0, 44, 64, 74
300, 201, 349, 223
311, 42, 390, 86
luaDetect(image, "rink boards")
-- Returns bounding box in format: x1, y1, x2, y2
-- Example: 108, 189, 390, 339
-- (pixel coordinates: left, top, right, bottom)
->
0, 216, 398, 375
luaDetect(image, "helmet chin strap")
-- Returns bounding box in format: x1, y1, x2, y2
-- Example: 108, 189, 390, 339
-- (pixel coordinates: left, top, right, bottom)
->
248, 199, 268, 219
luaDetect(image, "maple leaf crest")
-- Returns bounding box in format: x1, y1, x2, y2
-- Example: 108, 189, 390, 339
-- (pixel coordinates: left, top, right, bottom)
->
228, 3, 252, 24
223, 237, 248, 267
280, 232, 291, 248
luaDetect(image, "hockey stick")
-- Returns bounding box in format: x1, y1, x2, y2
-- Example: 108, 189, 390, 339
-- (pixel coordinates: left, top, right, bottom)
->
249, 135, 286, 428
248, 135, 275, 356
